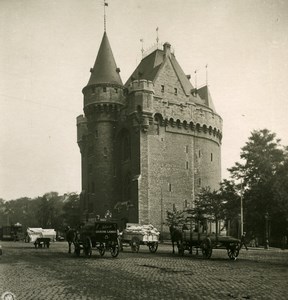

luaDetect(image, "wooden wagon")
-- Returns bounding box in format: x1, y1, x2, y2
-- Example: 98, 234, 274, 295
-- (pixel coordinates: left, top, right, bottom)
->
74, 222, 120, 258
120, 223, 160, 253
179, 230, 241, 260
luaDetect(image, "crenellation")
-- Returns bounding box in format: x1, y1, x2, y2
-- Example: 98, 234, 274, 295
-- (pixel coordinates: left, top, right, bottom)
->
77, 30, 222, 230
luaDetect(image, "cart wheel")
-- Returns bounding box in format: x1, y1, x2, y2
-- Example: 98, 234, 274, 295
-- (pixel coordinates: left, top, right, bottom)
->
110, 243, 120, 258
98, 242, 105, 256
177, 242, 185, 256
148, 242, 158, 253
201, 237, 212, 259
131, 237, 140, 253
227, 242, 241, 260
74, 242, 81, 257
83, 237, 92, 257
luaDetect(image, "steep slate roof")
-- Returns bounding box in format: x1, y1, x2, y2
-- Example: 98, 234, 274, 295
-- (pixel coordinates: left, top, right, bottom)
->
197, 85, 216, 111
86, 32, 123, 87
124, 46, 217, 112
125, 47, 194, 96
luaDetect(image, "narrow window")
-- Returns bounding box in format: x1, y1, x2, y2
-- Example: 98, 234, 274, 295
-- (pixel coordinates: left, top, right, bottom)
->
115, 88, 118, 93
173, 203, 176, 211
161, 85, 164, 92
211, 153, 213, 162
174, 88, 178, 95
168, 183, 172, 192
104, 147, 108, 158
185, 145, 188, 153
103, 87, 107, 92
186, 161, 189, 169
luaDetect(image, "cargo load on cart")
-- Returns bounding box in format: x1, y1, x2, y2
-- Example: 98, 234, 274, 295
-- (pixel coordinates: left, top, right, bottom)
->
120, 223, 160, 253
26, 228, 56, 248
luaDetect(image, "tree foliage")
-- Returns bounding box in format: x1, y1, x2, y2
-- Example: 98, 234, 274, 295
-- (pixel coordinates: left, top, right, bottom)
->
0, 192, 81, 233
228, 129, 288, 240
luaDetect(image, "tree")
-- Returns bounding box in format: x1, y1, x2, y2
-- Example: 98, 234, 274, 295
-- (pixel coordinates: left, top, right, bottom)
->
195, 187, 226, 238
61, 192, 81, 229
228, 129, 288, 242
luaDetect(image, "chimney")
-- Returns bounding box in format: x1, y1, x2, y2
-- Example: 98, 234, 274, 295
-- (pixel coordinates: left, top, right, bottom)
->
163, 42, 171, 58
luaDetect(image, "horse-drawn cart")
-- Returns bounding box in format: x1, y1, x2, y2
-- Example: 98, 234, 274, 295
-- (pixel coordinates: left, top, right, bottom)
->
74, 222, 120, 258
120, 223, 160, 253
178, 229, 241, 260
26, 228, 56, 249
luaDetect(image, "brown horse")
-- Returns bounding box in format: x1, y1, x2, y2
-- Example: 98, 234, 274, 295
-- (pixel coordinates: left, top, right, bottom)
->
65, 227, 76, 254
169, 225, 182, 254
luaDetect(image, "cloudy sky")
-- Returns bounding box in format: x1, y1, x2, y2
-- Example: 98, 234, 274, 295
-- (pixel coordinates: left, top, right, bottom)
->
1, 0, 288, 200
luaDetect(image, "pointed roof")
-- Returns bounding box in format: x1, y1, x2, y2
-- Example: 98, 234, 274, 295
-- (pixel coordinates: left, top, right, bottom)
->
197, 85, 216, 111
86, 32, 123, 87
125, 45, 217, 112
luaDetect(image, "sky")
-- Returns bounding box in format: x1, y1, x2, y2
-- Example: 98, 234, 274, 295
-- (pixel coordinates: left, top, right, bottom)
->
1, 0, 288, 200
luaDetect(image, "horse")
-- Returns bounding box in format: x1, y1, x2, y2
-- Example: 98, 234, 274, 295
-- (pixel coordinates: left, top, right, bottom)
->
65, 227, 77, 254
169, 225, 183, 254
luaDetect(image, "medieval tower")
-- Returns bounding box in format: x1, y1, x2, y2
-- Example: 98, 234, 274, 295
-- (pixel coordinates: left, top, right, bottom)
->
77, 31, 222, 232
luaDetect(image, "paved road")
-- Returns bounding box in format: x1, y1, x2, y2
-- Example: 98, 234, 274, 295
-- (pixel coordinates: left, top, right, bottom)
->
0, 241, 287, 300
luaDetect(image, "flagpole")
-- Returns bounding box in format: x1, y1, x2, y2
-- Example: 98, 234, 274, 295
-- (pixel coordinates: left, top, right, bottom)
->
156, 27, 159, 48
104, 1, 108, 32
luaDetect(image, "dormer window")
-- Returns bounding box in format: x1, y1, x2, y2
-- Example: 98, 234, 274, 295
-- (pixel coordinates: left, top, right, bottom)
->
174, 88, 178, 95
161, 85, 164, 93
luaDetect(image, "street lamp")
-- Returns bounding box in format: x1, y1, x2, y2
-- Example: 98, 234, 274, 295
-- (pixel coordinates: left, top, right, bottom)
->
240, 179, 244, 237
264, 212, 269, 250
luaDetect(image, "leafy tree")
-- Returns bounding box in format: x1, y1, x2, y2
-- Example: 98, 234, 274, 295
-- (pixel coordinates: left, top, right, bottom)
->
195, 187, 226, 238
61, 192, 81, 229
228, 129, 288, 241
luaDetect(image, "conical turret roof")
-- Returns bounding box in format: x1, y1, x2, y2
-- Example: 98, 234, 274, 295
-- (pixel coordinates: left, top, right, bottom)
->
86, 32, 123, 87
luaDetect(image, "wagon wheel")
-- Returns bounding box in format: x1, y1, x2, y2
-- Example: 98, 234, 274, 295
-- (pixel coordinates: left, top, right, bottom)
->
83, 237, 92, 257
98, 242, 106, 256
177, 241, 185, 256
110, 242, 120, 258
227, 242, 241, 260
131, 237, 140, 253
201, 237, 213, 259
148, 242, 158, 253
74, 242, 81, 257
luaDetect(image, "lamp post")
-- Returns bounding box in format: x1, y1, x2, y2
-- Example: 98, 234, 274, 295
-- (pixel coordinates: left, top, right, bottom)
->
264, 212, 269, 250
240, 181, 244, 237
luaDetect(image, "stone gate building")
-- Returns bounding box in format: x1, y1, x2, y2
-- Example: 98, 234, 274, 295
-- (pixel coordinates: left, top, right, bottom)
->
76, 31, 222, 231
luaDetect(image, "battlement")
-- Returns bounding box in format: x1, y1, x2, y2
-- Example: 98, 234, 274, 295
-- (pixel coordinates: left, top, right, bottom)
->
127, 79, 154, 94
76, 114, 87, 125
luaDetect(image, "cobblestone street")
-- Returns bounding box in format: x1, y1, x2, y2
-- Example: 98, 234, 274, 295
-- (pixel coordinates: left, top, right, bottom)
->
0, 241, 287, 300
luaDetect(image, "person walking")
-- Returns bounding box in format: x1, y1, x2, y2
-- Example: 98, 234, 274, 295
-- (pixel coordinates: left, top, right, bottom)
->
240, 232, 248, 250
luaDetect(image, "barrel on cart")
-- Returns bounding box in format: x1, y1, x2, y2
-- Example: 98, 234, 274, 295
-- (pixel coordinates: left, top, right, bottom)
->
74, 222, 120, 258
120, 223, 160, 253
